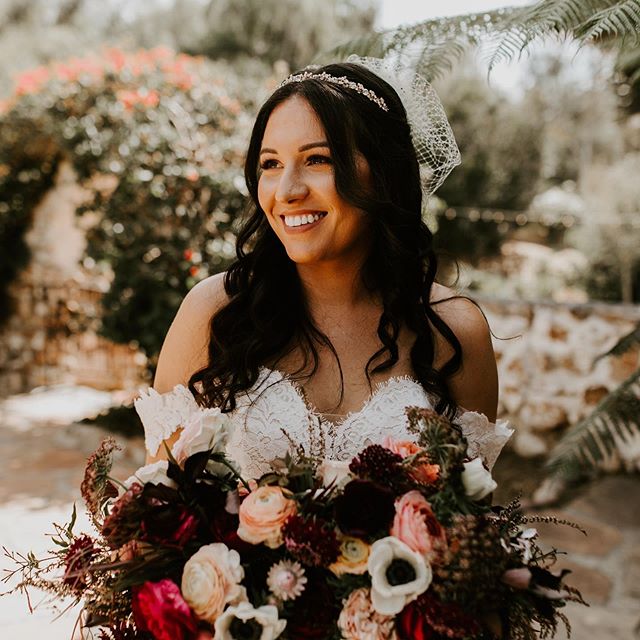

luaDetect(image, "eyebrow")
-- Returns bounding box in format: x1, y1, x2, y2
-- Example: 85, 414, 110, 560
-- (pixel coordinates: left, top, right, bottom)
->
259, 141, 330, 156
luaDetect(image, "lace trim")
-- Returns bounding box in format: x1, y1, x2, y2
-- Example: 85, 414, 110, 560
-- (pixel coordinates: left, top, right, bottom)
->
134, 385, 200, 456
136, 368, 513, 476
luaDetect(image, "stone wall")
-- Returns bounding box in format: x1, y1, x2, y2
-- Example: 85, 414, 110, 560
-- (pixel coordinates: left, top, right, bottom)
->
0, 161, 147, 396
480, 296, 640, 458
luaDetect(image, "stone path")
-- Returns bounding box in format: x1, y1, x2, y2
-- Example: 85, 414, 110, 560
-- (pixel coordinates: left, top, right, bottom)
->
0, 386, 638, 639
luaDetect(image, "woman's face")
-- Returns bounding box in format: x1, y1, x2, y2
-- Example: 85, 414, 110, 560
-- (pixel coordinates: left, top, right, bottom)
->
257, 95, 372, 266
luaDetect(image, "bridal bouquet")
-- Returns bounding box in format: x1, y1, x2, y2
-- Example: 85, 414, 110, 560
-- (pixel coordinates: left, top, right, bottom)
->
4, 406, 585, 640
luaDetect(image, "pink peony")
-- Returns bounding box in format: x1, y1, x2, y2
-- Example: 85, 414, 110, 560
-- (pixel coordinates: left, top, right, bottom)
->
338, 588, 397, 640
390, 490, 445, 558
131, 579, 198, 640
237, 486, 297, 548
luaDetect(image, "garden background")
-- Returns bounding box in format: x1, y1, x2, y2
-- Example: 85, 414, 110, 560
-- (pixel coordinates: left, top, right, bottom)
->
0, 0, 639, 638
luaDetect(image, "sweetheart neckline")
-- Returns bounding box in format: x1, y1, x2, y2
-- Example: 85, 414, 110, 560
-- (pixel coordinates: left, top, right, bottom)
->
257, 366, 431, 429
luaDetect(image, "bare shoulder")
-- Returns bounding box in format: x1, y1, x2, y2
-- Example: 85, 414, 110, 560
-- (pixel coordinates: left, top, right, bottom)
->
428, 283, 498, 421
153, 272, 230, 393
429, 283, 491, 344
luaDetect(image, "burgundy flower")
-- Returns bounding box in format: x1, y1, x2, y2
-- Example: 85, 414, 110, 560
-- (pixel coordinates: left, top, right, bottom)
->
102, 483, 144, 548
349, 445, 404, 483
283, 515, 339, 566
131, 579, 198, 640
142, 504, 199, 546
63, 535, 96, 593
286, 571, 338, 639
334, 479, 396, 537
397, 592, 481, 640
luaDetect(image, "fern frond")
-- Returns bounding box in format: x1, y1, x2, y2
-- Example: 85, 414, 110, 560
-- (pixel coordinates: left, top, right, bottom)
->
575, 0, 640, 45
594, 321, 640, 362
318, 8, 516, 80
546, 368, 640, 481
486, 0, 605, 72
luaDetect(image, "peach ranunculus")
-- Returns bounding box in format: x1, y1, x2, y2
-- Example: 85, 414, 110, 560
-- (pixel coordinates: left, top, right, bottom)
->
381, 436, 439, 484
181, 543, 246, 624
338, 588, 397, 640
390, 490, 446, 559
330, 536, 371, 577
237, 486, 297, 548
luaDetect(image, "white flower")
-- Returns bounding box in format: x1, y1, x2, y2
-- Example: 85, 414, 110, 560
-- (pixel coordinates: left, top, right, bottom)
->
214, 602, 286, 640
461, 457, 497, 501
318, 458, 352, 489
181, 543, 246, 624
266, 559, 307, 601
123, 460, 176, 490
172, 408, 234, 463
367, 536, 432, 616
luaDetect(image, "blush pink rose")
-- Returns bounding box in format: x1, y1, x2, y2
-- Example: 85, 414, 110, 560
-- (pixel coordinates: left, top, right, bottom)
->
390, 490, 445, 558
238, 486, 297, 548
131, 579, 197, 640
338, 587, 397, 640
382, 437, 439, 485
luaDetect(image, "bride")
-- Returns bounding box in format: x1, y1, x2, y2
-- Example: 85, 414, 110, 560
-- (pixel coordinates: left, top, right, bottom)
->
137, 60, 509, 478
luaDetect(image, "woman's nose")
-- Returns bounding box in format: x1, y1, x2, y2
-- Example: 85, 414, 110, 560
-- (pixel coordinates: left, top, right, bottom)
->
275, 166, 309, 203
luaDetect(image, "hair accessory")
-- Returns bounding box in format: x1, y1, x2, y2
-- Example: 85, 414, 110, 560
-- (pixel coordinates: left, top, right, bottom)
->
278, 70, 389, 112
347, 55, 461, 199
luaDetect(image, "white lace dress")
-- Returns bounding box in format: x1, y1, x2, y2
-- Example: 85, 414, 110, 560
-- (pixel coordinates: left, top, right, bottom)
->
135, 367, 513, 477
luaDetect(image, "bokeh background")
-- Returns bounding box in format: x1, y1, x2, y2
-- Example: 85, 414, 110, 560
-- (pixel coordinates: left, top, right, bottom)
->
0, 0, 639, 638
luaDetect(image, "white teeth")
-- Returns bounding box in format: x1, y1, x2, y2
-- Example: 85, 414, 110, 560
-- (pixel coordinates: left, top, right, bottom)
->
284, 212, 326, 227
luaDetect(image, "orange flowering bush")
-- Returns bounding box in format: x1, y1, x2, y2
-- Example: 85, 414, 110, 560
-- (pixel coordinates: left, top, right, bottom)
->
0, 48, 268, 365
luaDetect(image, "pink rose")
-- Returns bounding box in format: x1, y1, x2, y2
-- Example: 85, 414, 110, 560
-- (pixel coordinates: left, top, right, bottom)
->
338, 587, 397, 640
381, 437, 439, 485
238, 486, 297, 548
390, 490, 445, 558
131, 579, 197, 640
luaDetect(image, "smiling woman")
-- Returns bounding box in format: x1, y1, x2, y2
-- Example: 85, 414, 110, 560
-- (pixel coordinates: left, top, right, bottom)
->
257, 96, 372, 265
150, 61, 499, 478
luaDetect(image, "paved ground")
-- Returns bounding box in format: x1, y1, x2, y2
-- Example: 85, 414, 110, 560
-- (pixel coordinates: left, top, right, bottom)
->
0, 386, 638, 639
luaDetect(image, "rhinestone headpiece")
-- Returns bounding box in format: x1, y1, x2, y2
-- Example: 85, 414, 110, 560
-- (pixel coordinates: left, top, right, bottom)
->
278, 71, 389, 112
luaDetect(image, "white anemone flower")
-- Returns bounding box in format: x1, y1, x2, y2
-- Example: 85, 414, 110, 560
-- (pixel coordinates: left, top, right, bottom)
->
367, 536, 432, 615
214, 602, 286, 640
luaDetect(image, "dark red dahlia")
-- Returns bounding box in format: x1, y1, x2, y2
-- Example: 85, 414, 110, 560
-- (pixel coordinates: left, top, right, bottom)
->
397, 592, 481, 640
63, 535, 96, 593
334, 479, 395, 537
282, 515, 339, 566
141, 504, 198, 546
349, 444, 404, 483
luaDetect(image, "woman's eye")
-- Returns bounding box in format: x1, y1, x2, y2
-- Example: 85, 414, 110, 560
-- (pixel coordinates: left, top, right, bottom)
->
308, 155, 332, 165
259, 159, 279, 170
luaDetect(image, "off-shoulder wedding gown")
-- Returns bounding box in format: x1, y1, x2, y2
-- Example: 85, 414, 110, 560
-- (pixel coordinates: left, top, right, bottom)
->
135, 367, 512, 477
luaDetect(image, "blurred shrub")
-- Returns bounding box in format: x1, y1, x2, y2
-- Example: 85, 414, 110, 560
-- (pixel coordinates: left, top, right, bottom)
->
0, 47, 267, 369
433, 66, 544, 264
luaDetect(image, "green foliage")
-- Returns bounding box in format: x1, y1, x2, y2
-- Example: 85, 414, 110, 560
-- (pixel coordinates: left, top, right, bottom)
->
322, 1, 640, 84
595, 321, 640, 361
546, 367, 640, 481
0, 48, 264, 370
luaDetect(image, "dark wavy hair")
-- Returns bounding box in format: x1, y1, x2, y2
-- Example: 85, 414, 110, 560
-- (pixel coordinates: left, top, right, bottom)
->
189, 62, 462, 418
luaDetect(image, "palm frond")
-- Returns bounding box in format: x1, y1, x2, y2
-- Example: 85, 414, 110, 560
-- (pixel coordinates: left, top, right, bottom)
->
594, 321, 640, 363
546, 368, 640, 481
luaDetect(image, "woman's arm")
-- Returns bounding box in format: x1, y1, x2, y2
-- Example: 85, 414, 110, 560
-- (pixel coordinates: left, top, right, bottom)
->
146, 272, 228, 463
430, 286, 499, 422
